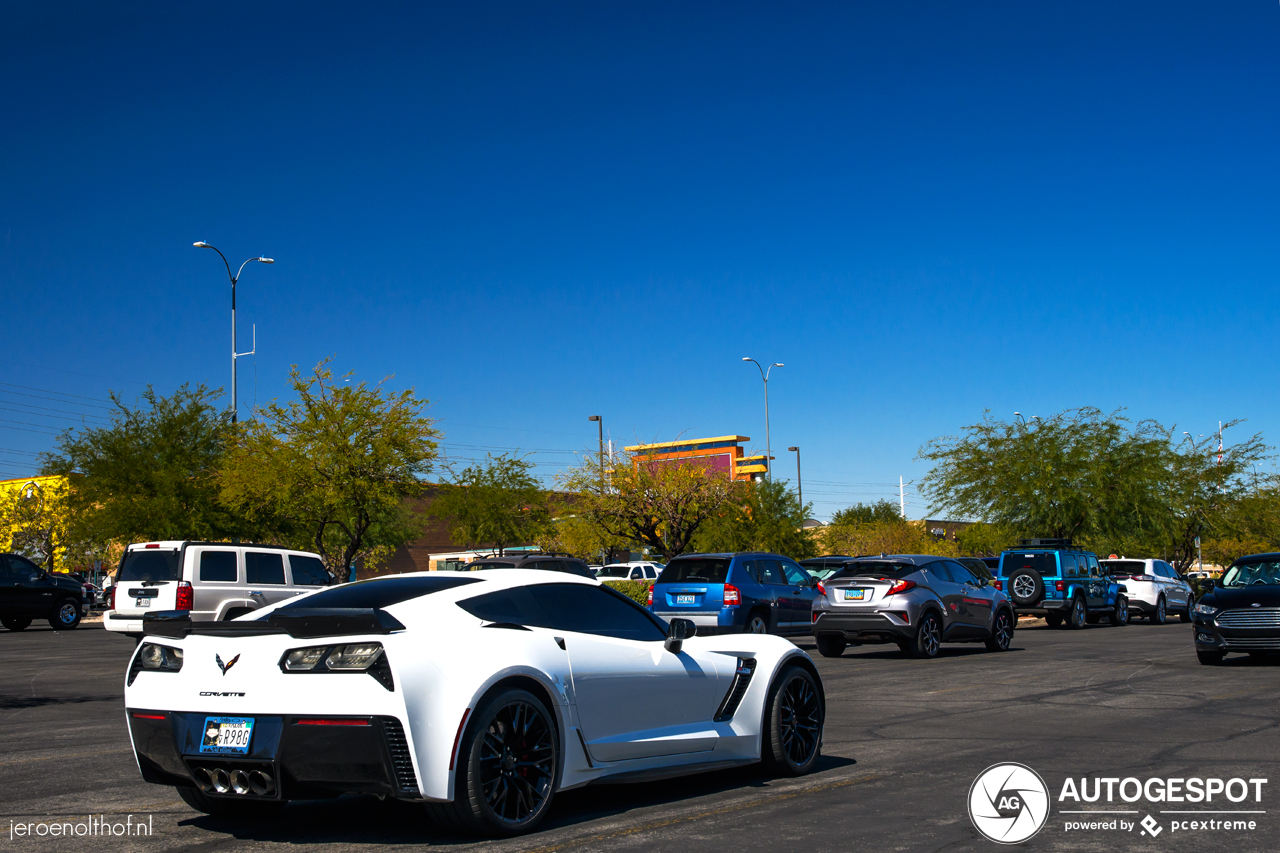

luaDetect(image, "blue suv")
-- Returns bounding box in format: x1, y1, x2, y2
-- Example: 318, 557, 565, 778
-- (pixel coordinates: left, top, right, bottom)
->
649, 552, 820, 635
997, 539, 1130, 629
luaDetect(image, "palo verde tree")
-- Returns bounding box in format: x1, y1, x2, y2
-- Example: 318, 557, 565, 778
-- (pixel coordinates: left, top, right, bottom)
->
430, 453, 551, 556
220, 360, 440, 582
692, 478, 817, 559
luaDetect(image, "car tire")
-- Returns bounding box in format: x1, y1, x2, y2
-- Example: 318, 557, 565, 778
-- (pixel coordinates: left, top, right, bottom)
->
428, 688, 558, 837
1065, 596, 1087, 630
1045, 614, 1063, 628
1109, 596, 1129, 626
1197, 650, 1224, 666
744, 612, 770, 635
1180, 599, 1193, 623
1151, 596, 1167, 625
49, 599, 81, 631
907, 611, 942, 658
2, 615, 32, 631
1007, 569, 1045, 607
176, 785, 285, 820
815, 635, 846, 658
984, 609, 1013, 652
761, 664, 823, 777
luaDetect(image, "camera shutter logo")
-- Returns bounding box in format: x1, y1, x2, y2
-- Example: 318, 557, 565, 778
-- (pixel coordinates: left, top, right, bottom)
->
969, 763, 1050, 844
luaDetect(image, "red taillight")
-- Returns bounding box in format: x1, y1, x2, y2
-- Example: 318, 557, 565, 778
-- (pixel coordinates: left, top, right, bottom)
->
886, 579, 917, 596
175, 581, 193, 611
109, 586, 116, 610
144, 543, 160, 548
812, 611, 820, 623
295, 719, 371, 726
1055, 580, 1065, 592
131, 712, 166, 720
723, 584, 741, 606
646, 586, 653, 606
816, 581, 826, 596
993, 580, 1003, 592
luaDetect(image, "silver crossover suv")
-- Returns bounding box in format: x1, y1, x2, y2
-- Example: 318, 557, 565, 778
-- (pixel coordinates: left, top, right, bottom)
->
810, 555, 1015, 658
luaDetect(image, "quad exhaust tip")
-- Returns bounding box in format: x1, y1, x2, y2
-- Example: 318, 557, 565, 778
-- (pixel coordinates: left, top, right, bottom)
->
249, 770, 273, 795
211, 768, 231, 793
191, 766, 274, 796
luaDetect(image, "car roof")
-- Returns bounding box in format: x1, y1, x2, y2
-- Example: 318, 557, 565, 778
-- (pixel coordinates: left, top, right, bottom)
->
668, 552, 781, 559
846, 554, 944, 566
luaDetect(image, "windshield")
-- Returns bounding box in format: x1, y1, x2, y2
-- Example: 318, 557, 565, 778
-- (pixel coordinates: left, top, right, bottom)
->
1101, 560, 1147, 576
118, 549, 181, 582
658, 558, 731, 584
1221, 561, 1280, 587
597, 566, 632, 578
1000, 552, 1058, 577
831, 561, 917, 581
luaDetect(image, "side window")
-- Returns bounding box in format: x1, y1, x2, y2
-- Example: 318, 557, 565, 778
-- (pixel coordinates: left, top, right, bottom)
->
527, 584, 666, 641
1086, 556, 1101, 578
630, 568, 643, 580
738, 559, 759, 584
246, 552, 286, 585
758, 559, 786, 586
781, 559, 809, 586
645, 566, 657, 579
1060, 555, 1077, 577
947, 560, 978, 585
288, 556, 330, 586
199, 550, 237, 583
927, 561, 954, 582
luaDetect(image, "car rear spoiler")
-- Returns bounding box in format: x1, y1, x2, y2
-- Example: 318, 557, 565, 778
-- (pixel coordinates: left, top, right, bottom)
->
142, 608, 406, 640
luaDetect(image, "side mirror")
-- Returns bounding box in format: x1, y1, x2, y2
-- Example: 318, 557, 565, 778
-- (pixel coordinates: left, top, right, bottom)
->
665, 618, 696, 654
1202, 578, 1215, 590
29, 573, 42, 582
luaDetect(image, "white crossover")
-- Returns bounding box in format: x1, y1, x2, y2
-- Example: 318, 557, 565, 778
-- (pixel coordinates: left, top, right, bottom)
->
123, 570, 825, 836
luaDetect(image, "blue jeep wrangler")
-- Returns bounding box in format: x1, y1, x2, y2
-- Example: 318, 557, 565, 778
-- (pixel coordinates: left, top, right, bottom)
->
997, 539, 1130, 628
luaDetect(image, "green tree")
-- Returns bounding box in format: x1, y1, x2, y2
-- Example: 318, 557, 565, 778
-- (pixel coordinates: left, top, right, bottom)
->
692, 479, 817, 558
430, 453, 550, 556
822, 519, 958, 558
41, 384, 243, 549
954, 521, 1017, 557
220, 361, 440, 582
535, 514, 630, 563
829, 500, 905, 528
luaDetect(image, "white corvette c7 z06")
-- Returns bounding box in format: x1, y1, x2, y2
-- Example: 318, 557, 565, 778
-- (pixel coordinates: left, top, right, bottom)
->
124, 570, 825, 837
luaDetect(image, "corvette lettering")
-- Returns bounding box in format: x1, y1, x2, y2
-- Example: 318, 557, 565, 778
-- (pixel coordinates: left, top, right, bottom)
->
199, 691, 246, 697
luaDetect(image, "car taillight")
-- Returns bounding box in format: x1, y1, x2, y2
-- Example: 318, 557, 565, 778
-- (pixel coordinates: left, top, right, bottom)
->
1055, 580, 1065, 592
816, 581, 826, 596
1139, 575, 1156, 582
886, 579, 917, 596
812, 611, 820, 623
646, 586, 653, 607
723, 584, 741, 606
993, 580, 1003, 591
109, 586, 116, 609
175, 581, 193, 611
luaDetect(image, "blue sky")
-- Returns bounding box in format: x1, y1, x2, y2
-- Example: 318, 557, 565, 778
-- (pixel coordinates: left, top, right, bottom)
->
2, 1, 1278, 519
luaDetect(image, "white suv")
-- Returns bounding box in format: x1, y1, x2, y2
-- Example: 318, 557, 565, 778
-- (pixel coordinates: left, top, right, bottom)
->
105, 541, 332, 638
595, 561, 665, 580
1099, 558, 1193, 624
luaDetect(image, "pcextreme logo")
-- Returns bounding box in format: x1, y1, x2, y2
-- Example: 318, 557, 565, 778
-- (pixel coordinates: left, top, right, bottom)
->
969, 763, 1051, 844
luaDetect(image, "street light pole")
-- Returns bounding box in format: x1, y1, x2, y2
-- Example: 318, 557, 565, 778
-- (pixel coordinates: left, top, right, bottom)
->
742, 357, 783, 481
588, 416, 604, 491
193, 242, 274, 423
787, 446, 802, 508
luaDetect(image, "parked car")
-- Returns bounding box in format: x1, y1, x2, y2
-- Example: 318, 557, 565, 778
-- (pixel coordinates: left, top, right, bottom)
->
957, 557, 996, 585
996, 539, 1130, 629
105, 541, 333, 639
798, 555, 854, 582
124, 569, 826, 834
0, 553, 89, 631
1099, 558, 1193, 624
596, 561, 665, 581
465, 553, 595, 579
1192, 554, 1280, 664
649, 552, 820, 635
811, 555, 1014, 658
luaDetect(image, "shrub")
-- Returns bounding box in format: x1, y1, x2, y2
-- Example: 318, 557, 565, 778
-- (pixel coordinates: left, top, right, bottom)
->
601, 579, 653, 605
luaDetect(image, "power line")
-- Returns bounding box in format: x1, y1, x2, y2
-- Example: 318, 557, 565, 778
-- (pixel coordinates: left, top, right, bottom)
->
0, 382, 115, 410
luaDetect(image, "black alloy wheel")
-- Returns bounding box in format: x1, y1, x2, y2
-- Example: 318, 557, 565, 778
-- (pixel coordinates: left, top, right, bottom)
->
762, 665, 823, 776
1151, 596, 1167, 625
1065, 596, 1087, 630
430, 688, 558, 837
985, 609, 1013, 652
1, 615, 32, 631
1109, 596, 1129, 626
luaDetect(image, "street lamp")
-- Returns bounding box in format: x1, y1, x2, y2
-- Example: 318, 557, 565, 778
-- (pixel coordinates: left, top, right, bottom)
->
194, 242, 274, 423
742, 357, 783, 481
787, 446, 802, 508
588, 416, 604, 492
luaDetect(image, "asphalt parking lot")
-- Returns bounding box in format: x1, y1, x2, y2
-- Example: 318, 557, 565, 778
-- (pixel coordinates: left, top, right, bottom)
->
3, 619, 1278, 852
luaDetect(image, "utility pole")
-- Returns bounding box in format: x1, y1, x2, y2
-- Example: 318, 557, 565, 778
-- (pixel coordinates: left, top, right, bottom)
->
588, 416, 604, 492
787, 447, 801, 508
742, 358, 783, 481
899, 476, 906, 519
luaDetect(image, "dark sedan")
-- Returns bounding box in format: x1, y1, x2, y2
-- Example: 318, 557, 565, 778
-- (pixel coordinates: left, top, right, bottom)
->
1192, 554, 1280, 664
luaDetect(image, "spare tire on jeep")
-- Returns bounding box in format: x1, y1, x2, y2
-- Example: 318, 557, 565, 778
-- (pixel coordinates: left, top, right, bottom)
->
1007, 569, 1045, 606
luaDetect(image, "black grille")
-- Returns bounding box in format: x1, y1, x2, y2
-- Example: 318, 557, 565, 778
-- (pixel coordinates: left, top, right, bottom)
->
714, 658, 756, 721
127, 651, 145, 686
368, 653, 395, 691
380, 717, 418, 795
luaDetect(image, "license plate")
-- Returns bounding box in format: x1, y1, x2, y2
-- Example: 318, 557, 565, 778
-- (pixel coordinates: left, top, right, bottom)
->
135, 597, 152, 607
842, 589, 867, 601
675, 594, 696, 605
200, 717, 255, 755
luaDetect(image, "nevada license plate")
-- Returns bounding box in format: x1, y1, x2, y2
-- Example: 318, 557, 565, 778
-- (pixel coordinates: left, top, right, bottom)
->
200, 717, 255, 755
842, 589, 866, 601
135, 597, 152, 607
675, 594, 696, 605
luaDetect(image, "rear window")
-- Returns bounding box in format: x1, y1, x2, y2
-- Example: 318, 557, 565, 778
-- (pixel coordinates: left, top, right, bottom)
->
1101, 561, 1147, 576
597, 566, 632, 579
1000, 553, 1058, 577
288, 555, 331, 586
657, 558, 731, 584
472, 562, 516, 570
119, 549, 181, 582
831, 561, 919, 581
279, 575, 480, 609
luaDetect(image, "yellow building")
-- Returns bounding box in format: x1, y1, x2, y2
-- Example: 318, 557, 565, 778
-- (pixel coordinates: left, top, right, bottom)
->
0, 475, 77, 573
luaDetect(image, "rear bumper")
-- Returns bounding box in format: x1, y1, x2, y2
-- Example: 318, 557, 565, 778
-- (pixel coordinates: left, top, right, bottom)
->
127, 709, 419, 800
812, 611, 912, 642
652, 607, 741, 634
1011, 600, 1068, 616
105, 612, 143, 633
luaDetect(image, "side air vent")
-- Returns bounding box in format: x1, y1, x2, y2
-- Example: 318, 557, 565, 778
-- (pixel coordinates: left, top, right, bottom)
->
380, 717, 418, 795
714, 657, 757, 722
367, 653, 395, 691
127, 651, 145, 686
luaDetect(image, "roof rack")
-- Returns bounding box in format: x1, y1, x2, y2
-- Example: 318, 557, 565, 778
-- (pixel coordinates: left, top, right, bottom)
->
1017, 538, 1073, 548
